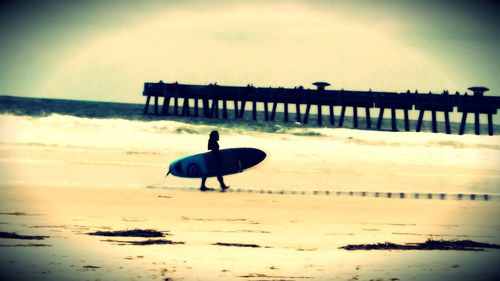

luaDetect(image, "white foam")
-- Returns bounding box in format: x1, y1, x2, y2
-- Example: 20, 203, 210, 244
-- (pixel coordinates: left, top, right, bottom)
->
0, 113, 207, 153
1, 113, 499, 193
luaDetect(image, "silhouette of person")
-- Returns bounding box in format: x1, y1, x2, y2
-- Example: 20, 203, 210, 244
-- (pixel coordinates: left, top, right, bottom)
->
200, 130, 229, 191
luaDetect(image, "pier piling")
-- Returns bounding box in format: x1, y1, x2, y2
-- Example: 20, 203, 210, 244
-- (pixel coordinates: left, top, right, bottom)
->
329, 105, 335, 125
142, 82, 500, 135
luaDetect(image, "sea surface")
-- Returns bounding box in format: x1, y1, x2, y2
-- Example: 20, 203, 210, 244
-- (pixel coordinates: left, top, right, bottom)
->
1, 95, 499, 135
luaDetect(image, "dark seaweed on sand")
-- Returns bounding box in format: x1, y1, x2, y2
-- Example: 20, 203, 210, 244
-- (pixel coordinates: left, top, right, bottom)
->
88, 229, 165, 237
0, 243, 51, 247
0, 212, 41, 216
0, 231, 49, 240
340, 239, 500, 251
0, 212, 27, 216
102, 239, 185, 246
213, 242, 261, 248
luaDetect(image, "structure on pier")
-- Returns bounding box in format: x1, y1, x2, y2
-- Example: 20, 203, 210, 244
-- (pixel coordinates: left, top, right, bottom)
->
142, 81, 500, 135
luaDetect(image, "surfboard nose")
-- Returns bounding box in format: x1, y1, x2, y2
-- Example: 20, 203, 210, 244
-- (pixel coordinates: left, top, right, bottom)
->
168, 160, 183, 177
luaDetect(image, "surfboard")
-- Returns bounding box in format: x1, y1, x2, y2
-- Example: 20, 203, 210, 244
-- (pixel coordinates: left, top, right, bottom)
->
168, 148, 266, 178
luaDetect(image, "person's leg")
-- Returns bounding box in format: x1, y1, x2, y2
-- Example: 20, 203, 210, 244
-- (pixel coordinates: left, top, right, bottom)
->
217, 175, 229, 190
200, 177, 208, 191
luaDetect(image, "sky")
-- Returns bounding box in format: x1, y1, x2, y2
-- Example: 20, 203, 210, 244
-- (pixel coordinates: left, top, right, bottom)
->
1, 0, 499, 103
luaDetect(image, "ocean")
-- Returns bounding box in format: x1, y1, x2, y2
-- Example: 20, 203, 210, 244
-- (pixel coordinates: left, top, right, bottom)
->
0, 95, 499, 196
1, 95, 499, 135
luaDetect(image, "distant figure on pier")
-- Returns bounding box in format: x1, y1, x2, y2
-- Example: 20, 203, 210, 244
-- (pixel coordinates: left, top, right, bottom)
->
200, 130, 229, 191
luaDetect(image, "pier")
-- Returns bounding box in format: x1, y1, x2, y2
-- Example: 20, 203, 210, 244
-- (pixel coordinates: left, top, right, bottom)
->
142, 81, 500, 135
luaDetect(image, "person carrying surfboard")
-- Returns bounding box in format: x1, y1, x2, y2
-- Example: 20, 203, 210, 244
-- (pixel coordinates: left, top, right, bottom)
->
200, 130, 229, 191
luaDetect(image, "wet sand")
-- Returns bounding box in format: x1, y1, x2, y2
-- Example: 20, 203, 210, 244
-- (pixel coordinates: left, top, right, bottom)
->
1, 184, 499, 281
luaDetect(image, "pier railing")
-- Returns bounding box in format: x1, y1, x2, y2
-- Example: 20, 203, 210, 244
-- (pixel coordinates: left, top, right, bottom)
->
142, 82, 500, 135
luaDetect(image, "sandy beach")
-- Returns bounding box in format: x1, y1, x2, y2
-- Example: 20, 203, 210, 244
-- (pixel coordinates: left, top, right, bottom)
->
1, 114, 500, 280
1, 184, 499, 281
